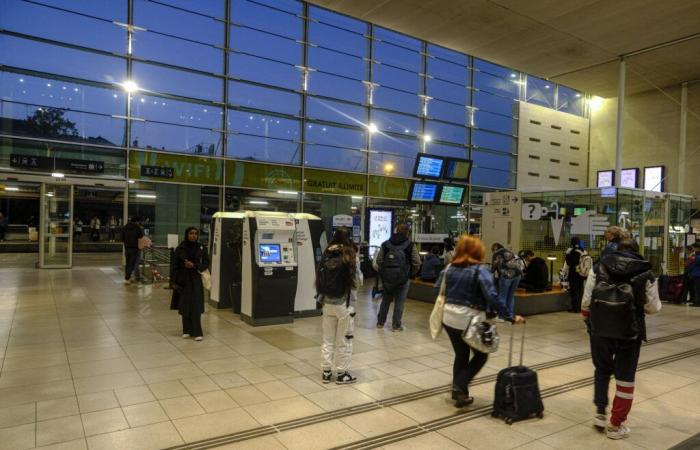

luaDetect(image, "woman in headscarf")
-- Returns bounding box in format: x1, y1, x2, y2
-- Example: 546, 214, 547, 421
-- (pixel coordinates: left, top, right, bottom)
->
170, 227, 210, 341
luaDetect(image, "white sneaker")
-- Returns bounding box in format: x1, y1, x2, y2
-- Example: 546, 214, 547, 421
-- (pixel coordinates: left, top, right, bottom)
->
606, 423, 631, 440
494, 318, 505, 323
182, 334, 190, 339
195, 336, 203, 341
593, 414, 606, 429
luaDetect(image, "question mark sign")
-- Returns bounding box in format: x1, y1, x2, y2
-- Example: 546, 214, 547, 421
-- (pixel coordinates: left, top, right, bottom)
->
528, 204, 536, 219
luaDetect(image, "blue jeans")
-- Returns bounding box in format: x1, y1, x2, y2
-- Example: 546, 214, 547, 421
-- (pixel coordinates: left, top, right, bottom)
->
498, 276, 521, 316
378, 281, 410, 328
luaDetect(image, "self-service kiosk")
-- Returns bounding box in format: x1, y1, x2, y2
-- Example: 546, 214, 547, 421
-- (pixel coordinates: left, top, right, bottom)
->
210, 211, 326, 325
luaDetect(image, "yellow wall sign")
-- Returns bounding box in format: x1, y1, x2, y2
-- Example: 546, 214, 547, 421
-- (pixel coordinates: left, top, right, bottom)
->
303, 168, 366, 196
369, 175, 412, 200
225, 160, 301, 191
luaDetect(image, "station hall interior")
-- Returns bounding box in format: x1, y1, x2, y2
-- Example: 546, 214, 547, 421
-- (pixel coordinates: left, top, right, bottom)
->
1, 0, 700, 449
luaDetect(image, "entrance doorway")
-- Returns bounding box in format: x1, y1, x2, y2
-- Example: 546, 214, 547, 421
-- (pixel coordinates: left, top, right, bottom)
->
0, 181, 40, 266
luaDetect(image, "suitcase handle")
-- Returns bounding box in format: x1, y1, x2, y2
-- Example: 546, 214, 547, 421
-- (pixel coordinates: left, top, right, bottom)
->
508, 321, 526, 367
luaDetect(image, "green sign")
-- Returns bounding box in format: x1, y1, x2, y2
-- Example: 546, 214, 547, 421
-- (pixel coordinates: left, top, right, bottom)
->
303, 168, 366, 196
225, 160, 301, 191
129, 151, 222, 185
369, 175, 412, 200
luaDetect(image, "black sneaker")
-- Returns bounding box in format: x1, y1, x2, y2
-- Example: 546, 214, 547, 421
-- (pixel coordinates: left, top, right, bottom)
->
322, 370, 332, 384
376, 323, 384, 329
336, 371, 357, 384
392, 325, 405, 332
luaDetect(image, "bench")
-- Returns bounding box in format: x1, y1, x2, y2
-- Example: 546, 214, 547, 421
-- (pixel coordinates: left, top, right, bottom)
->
406, 279, 570, 316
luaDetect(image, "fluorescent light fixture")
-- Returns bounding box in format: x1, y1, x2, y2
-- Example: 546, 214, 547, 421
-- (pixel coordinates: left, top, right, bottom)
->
46, 192, 54, 197
422, 134, 432, 142
136, 194, 157, 199
249, 200, 268, 205
277, 190, 298, 195
546, 256, 557, 261
589, 95, 604, 111
351, 196, 363, 200
121, 80, 139, 93
509, 73, 517, 78
367, 123, 379, 133
51, 172, 65, 178
5, 187, 19, 191
128, 180, 135, 184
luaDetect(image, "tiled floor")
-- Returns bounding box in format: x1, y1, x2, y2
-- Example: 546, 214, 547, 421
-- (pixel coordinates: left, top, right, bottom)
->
1, 254, 700, 449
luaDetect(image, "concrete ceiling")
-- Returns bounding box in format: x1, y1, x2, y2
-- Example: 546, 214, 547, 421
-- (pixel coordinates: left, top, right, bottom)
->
309, 0, 700, 97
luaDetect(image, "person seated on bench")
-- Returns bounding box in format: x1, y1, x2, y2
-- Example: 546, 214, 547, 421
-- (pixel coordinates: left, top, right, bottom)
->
519, 250, 549, 292
420, 246, 443, 283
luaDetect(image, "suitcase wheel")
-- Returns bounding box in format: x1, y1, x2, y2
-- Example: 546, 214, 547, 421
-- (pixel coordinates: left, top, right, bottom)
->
491, 411, 498, 418
537, 412, 544, 419
505, 417, 514, 425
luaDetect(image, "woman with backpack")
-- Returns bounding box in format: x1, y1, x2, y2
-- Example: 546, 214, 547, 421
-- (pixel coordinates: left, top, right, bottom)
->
437, 235, 525, 408
491, 243, 524, 317
563, 237, 591, 313
170, 227, 210, 341
316, 228, 363, 384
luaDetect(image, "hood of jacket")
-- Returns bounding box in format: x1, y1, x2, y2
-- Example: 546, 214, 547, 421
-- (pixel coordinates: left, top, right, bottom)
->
600, 251, 651, 278
494, 247, 513, 259
389, 233, 409, 246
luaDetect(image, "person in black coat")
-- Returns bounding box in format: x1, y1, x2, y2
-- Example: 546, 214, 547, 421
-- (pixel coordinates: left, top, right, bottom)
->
170, 227, 210, 341
519, 250, 549, 292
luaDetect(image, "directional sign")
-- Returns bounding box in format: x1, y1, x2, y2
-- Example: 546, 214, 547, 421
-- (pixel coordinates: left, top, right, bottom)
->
571, 210, 610, 236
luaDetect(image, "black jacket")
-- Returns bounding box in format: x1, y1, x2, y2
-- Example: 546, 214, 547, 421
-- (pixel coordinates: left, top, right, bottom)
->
122, 222, 143, 249
522, 257, 548, 290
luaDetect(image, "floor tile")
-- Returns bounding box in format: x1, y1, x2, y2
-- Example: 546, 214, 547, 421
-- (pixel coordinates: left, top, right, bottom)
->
172, 407, 260, 442
80, 408, 129, 436
194, 390, 238, 412
86, 421, 183, 450
114, 385, 156, 407
540, 424, 646, 449
147, 380, 190, 400
0, 423, 35, 450
179, 375, 220, 394
255, 380, 299, 400
224, 385, 270, 406
274, 419, 364, 450
122, 401, 169, 428
36, 415, 84, 447
381, 431, 467, 450
159, 395, 206, 420
214, 435, 286, 450
76, 391, 119, 414
73, 371, 144, 395
305, 387, 376, 411
37, 396, 80, 421
0, 402, 36, 429
340, 408, 418, 437
244, 396, 324, 425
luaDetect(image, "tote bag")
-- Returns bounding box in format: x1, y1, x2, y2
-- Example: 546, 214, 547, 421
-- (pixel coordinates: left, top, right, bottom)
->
429, 265, 450, 340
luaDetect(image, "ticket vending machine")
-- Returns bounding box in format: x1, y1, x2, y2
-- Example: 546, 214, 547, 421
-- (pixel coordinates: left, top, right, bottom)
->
241, 212, 298, 325
292, 213, 327, 317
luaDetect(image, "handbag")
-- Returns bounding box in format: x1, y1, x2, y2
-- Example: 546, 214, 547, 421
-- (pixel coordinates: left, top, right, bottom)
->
461, 265, 500, 353
200, 269, 212, 291
429, 264, 450, 340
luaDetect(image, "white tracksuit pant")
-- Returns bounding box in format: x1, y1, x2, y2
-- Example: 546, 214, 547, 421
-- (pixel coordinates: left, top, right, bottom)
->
321, 302, 355, 372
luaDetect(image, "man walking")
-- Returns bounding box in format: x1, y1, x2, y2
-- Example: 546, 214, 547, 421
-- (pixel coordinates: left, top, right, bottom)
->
374, 224, 420, 331
121, 216, 144, 284
582, 239, 661, 440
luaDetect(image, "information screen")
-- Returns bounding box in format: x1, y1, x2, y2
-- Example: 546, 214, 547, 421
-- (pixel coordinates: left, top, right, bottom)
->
368, 209, 393, 259
409, 182, 439, 202
444, 158, 472, 181
439, 185, 466, 205
644, 166, 664, 192
597, 170, 614, 187
573, 207, 586, 216
259, 244, 281, 264
413, 155, 444, 179
620, 168, 638, 188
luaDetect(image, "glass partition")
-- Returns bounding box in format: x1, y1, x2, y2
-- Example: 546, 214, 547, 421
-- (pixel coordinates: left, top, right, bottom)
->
39, 182, 72, 268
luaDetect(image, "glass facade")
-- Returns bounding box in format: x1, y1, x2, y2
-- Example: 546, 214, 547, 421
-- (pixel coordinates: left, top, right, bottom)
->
0, 0, 587, 243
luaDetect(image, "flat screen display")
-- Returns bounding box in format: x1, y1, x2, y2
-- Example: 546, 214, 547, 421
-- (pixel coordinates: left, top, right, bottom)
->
573, 207, 586, 216
409, 182, 439, 202
259, 244, 281, 263
368, 209, 393, 259
413, 155, 445, 179
620, 168, 638, 188
444, 158, 472, 181
439, 185, 466, 205
644, 166, 664, 192
597, 170, 614, 187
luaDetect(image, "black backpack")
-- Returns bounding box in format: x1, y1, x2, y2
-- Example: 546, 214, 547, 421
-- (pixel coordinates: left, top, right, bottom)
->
317, 248, 350, 302
380, 240, 411, 291
589, 267, 642, 340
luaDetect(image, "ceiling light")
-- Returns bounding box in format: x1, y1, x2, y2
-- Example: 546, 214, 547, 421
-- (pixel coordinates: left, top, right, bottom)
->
121, 80, 139, 93
128, 180, 135, 184
277, 190, 298, 195
46, 192, 54, 197
575, 93, 582, 98
5, 187, 19, 191
249, 200, 268, 205
19, 78, 24, 83
367, 123, 378, 133
136, 194, 157, 199
383, 162, 395, 174
589, 96, 604, 111
422, 134, 432, 142
351, 196, 363, 200
51, 172, 65, 178
509, 73, 517, 78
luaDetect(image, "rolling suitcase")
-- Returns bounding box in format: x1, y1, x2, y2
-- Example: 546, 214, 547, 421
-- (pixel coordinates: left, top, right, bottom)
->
492, 323, 544, 424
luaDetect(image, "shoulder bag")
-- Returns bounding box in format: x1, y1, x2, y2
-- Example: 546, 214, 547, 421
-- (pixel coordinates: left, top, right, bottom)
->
461, 265, 500, 353
429, 264, 450, 340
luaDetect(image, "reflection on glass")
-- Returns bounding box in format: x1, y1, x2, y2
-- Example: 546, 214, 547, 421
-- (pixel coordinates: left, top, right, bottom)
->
130, 122, 222, 155
40, 183, 72, 268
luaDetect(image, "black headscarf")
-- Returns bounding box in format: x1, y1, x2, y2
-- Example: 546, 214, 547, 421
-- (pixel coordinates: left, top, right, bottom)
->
181, 226, 201, 261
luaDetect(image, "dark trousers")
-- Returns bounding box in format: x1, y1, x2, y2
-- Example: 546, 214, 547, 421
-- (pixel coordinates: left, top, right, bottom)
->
569, 276, 584, 312
182, 313, 203, 337
378, 281, 410, 328
694, 277, 700, 306
125, 248, 139, 281
590, 335, 641, 425
444, 325, 488, 395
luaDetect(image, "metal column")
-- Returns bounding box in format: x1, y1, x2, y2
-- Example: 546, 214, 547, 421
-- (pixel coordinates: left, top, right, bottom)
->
679, 82, 688, 193
614, 58, 625, 187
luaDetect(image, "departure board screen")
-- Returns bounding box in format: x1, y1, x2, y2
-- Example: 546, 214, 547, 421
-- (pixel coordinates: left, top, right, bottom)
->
439, 185, 466, 205
444, 158, 472, 181
409, 182, 439, 202
413, 155, 444, 179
